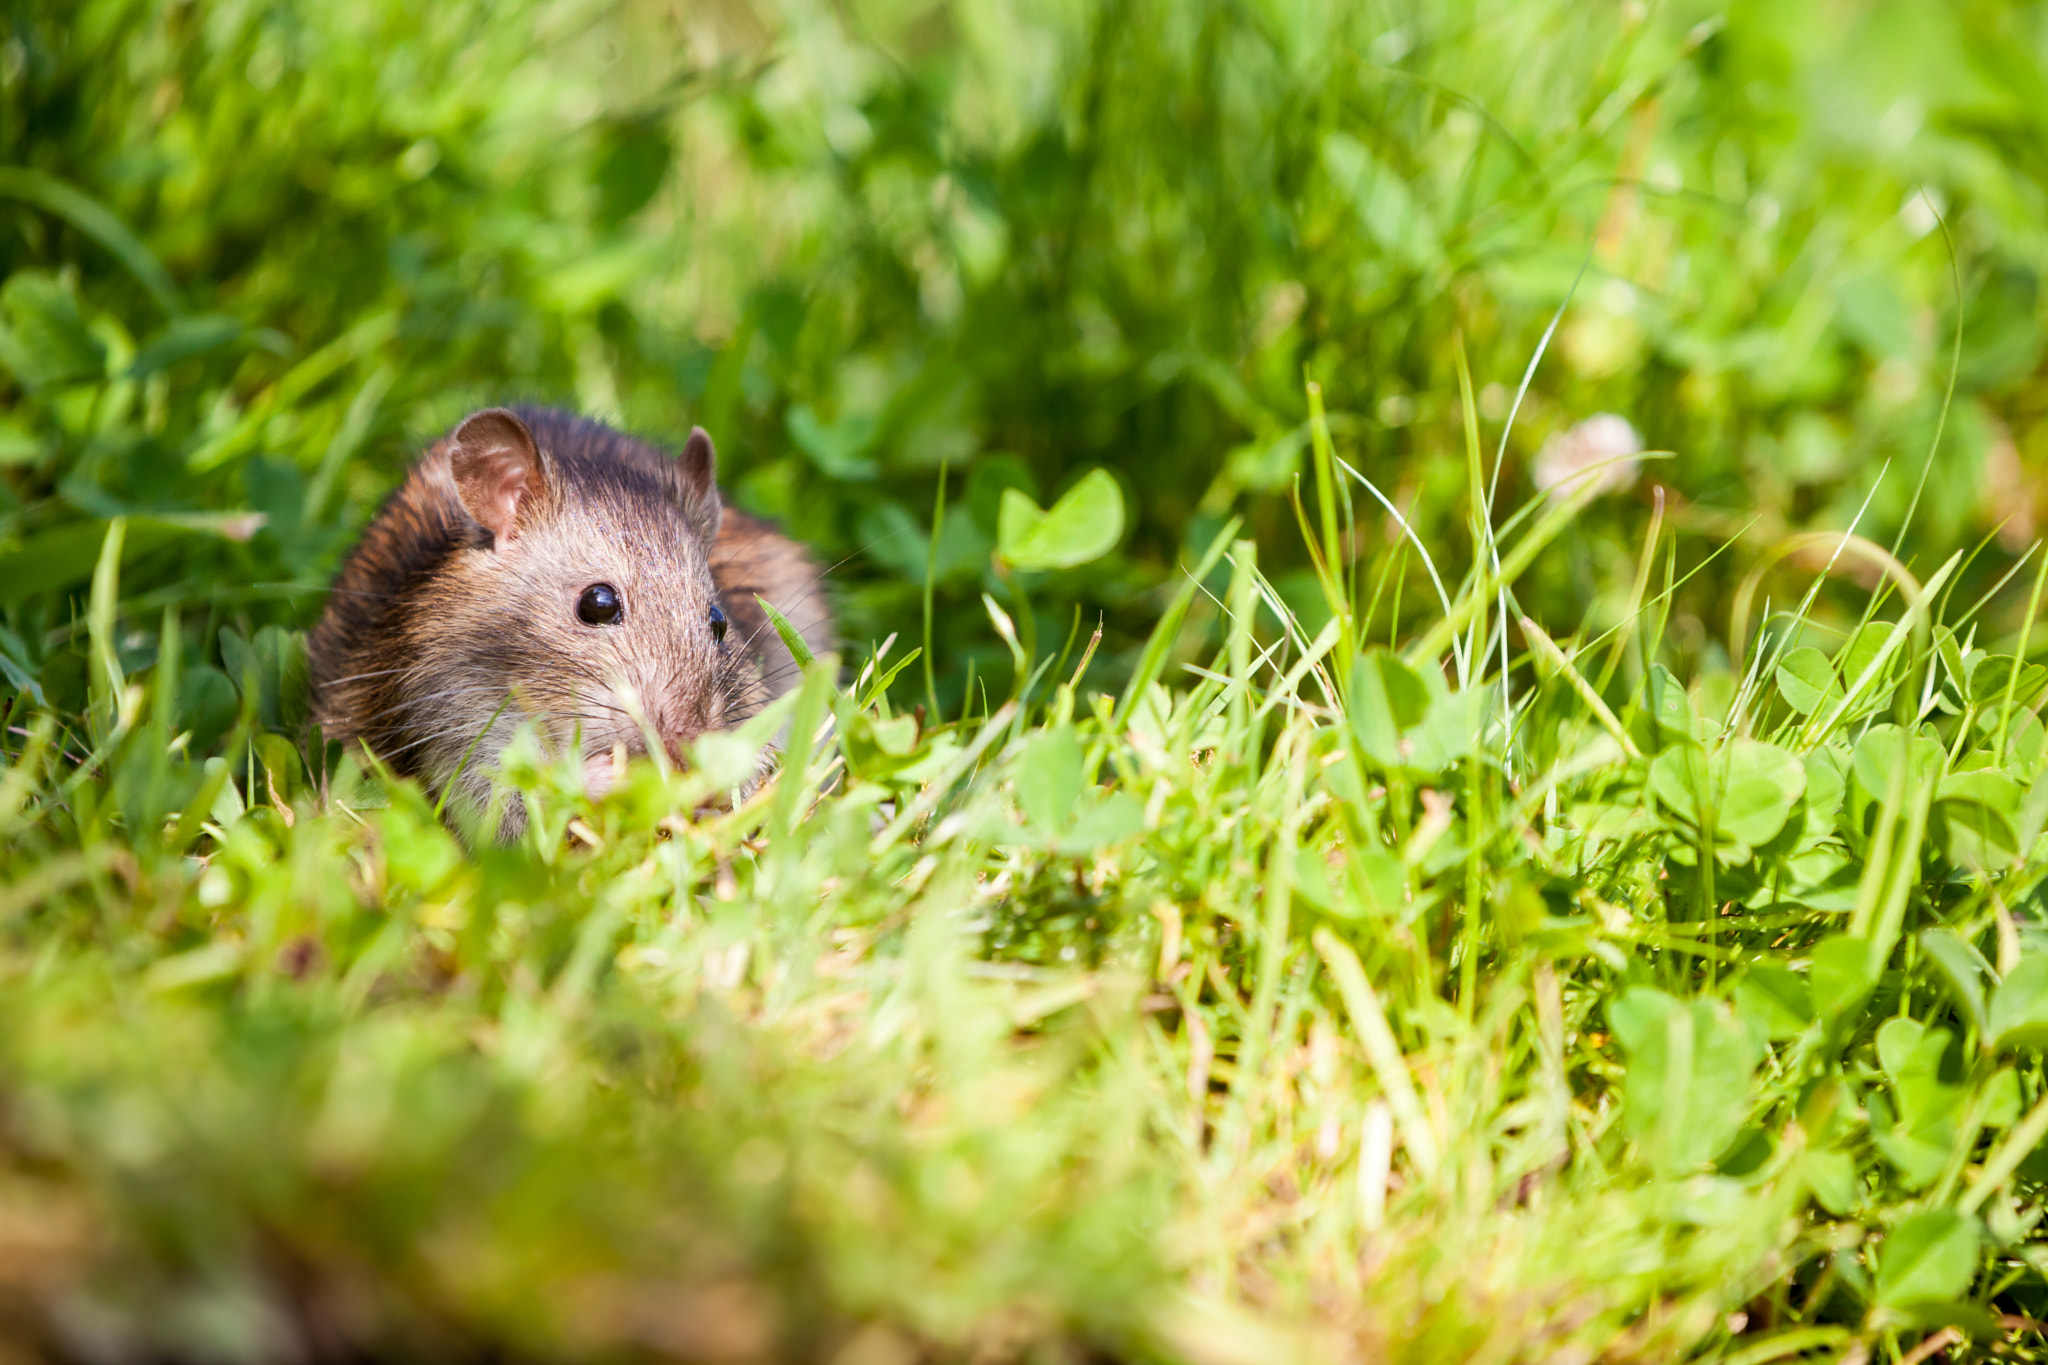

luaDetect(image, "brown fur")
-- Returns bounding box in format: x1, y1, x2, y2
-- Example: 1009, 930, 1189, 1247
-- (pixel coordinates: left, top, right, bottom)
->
307, 407, 833, 836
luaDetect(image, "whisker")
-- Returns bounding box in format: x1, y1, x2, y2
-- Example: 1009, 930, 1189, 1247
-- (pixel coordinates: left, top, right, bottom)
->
306, 587, 402, 601
316, 665, 415, 688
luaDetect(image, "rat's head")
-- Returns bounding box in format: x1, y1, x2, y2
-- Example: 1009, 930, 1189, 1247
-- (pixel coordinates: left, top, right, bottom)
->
408, 408, 764, 827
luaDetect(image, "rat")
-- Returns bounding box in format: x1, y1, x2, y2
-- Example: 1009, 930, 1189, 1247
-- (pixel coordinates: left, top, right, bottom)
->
307, 406, 834, 837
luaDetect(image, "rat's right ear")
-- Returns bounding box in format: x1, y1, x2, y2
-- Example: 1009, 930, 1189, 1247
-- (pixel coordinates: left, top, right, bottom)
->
449, 408, 545, 546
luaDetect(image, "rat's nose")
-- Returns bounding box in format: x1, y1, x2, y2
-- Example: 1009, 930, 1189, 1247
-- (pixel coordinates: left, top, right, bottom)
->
659, 720, 707, 768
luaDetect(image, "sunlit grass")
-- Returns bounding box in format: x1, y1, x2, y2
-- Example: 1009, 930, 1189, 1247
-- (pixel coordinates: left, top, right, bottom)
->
8, 426, 2048, 1359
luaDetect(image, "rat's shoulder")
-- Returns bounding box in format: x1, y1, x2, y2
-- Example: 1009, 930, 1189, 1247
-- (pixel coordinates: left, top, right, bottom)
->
711, 506, 835, 670
712, 506, 819, 588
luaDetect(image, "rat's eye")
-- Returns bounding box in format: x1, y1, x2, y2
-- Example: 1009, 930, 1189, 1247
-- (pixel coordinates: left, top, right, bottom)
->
576, 583, 623, 626
708, 603, 728, 643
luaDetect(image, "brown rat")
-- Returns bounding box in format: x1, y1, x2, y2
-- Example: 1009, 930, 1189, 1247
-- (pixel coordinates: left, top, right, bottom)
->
307, 406, 833, 836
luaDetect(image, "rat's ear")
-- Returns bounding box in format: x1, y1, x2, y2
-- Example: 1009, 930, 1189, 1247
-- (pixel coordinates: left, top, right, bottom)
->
675, 425, 723, 540
449, 408, 546, 546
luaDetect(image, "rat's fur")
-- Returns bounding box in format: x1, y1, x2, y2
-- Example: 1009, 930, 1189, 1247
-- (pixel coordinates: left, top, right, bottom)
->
308, 407, 832, 837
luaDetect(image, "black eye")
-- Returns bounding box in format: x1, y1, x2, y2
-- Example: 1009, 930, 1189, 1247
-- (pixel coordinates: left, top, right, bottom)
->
576, 583, 623, 626
708, 603, 728, 642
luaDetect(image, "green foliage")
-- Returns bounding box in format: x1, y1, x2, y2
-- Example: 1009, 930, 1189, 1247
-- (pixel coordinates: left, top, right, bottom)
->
996, 469, 1125, 571
14, 0, 2048, 1361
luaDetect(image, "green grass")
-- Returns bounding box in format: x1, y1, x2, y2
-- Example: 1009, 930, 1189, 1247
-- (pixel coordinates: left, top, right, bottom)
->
11, 0, 2048, 1361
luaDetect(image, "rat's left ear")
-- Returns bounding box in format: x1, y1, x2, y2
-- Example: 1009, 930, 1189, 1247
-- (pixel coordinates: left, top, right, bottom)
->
675, 426, 723, 541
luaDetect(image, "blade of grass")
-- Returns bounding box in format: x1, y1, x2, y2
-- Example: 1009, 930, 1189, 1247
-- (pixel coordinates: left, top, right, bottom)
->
1521, 617, 1641, 759
86, 517, 127, 745
1405, 477, 1602, 669
1315, 928, 1441, 1183
1111, 518, 1241, 733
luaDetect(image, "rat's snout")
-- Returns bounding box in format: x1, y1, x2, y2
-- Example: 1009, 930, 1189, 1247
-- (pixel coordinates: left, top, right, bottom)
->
586, 718, 702, 797
654, 698, 719, 768
658, 724, 702, 768
608, 718, 702, 770
604, 676, 718, 769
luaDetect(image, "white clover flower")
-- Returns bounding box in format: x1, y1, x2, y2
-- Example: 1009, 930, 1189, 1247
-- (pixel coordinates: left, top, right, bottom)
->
1532, 413, 1642, 501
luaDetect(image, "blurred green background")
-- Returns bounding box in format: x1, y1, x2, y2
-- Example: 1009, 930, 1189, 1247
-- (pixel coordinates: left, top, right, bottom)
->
5, 0, 2047, 706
